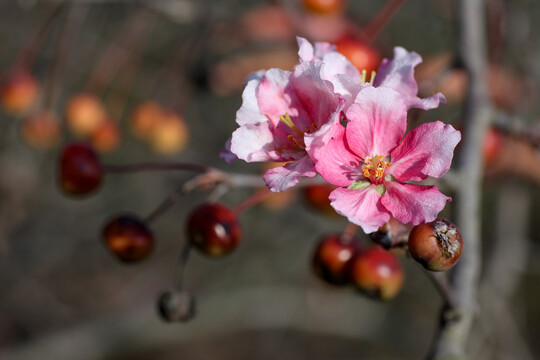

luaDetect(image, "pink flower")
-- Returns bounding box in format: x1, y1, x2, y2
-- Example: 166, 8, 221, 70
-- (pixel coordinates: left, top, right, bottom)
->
297, 37, 445, 111
229, 60, 343, 192
306, 86, 460, 233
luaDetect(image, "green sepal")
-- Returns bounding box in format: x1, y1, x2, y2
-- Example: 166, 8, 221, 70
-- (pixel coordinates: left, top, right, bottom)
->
348, 180, 370, 190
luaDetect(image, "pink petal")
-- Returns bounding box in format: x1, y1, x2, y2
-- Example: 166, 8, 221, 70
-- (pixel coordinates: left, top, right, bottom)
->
290, 61, 340, 130
257, 68, 296, 127
230, 122, 298, 162
297, 37, 336, 62
297, 37, 316, 62
381, 182, 451, 226
263, 155, 317, 192
390, 121, 461, 181
320, 52, 361, 83
330, 186, 390, 234
306, 119, 362, 188
345, 86, 407, 158
406, 92, 446, 111
374, 47, 422, 98
330, 74, 366, 108
374, 47, 446, 110
236, 71, 267, 126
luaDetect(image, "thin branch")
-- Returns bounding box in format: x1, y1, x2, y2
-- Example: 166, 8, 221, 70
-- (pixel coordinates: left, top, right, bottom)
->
430, 0, 493, 358
103, 162, 210, 174
423, 271, 458, 312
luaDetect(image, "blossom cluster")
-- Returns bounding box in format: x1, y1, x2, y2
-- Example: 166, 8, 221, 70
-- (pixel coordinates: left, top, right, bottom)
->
223, 38, 461, 234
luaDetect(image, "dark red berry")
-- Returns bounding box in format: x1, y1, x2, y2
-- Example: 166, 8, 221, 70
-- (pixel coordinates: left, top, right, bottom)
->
102, 214, 154, 262
408, 218, 463, 272
312, 234, 361, 285
187, 203, 241, 256
59, 142, 103, 196
349, 245, 404, 301
303, 184, 338, 217
157, 289, 196, 322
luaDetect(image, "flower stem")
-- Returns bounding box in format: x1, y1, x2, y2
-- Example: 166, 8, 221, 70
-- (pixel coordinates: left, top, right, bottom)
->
233, 187, 272, 215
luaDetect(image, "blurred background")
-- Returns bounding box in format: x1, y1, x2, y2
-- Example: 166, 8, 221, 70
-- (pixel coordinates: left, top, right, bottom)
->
0, 0, 539, 359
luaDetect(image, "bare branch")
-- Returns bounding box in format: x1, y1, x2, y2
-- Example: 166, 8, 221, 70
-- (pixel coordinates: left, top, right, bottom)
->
430, 0, 493, 358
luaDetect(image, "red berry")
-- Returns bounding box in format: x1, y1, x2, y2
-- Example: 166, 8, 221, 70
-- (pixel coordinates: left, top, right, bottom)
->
59, 142, 103, 196
102, 214, 154, 262
335, 38, 381, 74
408, 218, 463, 272
349, 245, 404, 300
302, 0, 344, 14
312, 234, 361, 285
303, 184, 338, 217
187, 203, 241, 256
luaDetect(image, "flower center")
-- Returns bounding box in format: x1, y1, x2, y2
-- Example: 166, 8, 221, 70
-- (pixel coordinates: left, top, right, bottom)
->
279, 112, 318, 149
362, 155, 391, 184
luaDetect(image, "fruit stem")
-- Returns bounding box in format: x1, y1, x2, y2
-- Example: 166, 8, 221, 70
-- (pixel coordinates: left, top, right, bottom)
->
14, 3, 65, 70
233, 187, 273, 215
104, 12, 156, 122
341, 222, 358, 243
361, 0, 407, 44
144, 185, 188, 224
43, 5, 88, 111
83, 8, 149, 94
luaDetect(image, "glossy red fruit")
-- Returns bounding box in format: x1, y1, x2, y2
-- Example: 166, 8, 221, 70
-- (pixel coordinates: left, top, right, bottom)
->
349, 245, 404, 300
59, 142, 102, 196
408, 218, 463, 272
102, 214, 154, 262
312, 234, 361, 285
336, 38, 381, 74
303, 184, 338, 216
187, 203, 241, 256
302, 0, 344, 14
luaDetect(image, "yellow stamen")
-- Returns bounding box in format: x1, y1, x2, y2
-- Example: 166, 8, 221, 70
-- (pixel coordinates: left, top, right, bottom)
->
287, 134, 304, 149
360, 69, 367, 83
369, 70, 376, 85
359, 70, 377, 85
279, 113, 295, 128
304, 123, 318, 134
361, 155, 391, 183
279, 112, 304, 137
